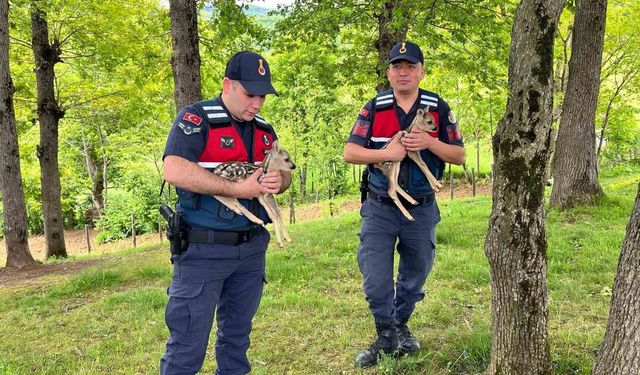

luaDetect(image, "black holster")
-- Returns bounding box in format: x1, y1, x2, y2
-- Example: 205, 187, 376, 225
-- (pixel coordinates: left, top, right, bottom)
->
360, 169, 369, 203
159, 204, 188, 256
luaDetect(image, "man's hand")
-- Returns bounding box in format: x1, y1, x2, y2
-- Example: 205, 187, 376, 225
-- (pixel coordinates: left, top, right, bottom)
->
235, 168, 267, 199
259, 170, 283, 194
382, 131, 407, 161
401, 129, 437, 152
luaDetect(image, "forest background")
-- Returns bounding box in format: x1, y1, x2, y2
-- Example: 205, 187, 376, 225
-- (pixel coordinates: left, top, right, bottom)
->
0, 0, 638, 250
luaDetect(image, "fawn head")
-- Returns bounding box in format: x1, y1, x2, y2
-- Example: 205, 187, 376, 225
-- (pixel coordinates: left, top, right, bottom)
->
262, 141, 296, 173
411, 107, 437, 132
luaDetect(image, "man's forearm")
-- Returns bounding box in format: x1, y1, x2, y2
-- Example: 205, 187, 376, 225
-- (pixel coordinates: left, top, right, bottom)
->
429, 141, 465, 165
343, 143, 386, 164
163, 155, 240, 196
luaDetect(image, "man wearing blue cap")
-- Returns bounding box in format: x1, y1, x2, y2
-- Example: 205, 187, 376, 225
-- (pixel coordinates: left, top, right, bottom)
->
160, 51, 290, 375
344, 41, 465, 367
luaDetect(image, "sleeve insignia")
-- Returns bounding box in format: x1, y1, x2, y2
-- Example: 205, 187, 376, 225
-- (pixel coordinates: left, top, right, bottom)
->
446, 125, 462, 142
359, 108, 370, 117
448, 110, 457, 124
352, 120, 371, 137
183, 112, 203, 126
178, 122, 202, 135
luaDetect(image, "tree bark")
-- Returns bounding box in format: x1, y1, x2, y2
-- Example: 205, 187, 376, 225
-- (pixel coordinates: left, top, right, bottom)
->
31, 5, 67, 258
374, 0, 408, 93
484, 1, 564, 374
81, 131, 104, 221
0, 0, 36, 268
169, 0, 201, 110
592, 183, 640, 374
550, 0, 607, 208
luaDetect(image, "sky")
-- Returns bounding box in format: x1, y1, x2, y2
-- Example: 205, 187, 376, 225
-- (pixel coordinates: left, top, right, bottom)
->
244, 0, 294, 8
159, 0, 294, 9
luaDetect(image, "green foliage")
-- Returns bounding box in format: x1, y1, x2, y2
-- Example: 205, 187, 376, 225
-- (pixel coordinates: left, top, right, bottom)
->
1, 0, 638, 244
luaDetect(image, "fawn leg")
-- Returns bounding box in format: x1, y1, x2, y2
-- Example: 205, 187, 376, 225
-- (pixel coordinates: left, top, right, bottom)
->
214, 195, 244, 214
407, 152, 442, 192
386, 162, 415, 221
265, 194, 291, 243
258, 194, 284, 247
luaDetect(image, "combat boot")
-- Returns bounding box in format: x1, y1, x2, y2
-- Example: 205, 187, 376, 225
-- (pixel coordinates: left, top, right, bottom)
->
395, 317, 420, 353
355, 322, 398, 368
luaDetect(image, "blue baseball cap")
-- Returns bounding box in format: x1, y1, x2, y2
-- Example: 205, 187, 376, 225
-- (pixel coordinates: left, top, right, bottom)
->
225, 51, 278, 96
389, 41, 424, 64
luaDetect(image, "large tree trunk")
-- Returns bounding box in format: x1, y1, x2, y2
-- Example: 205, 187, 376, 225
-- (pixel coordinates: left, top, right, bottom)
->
374, 0, 408, 93
484, 1, 564, 374
550, 0, 607, 208
592, 183, 640, 374
31, 5, 66, 258
169, 0, 201, 110
0, 0, 36, 268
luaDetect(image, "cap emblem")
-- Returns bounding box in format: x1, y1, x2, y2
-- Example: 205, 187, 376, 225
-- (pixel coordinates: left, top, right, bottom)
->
258, 59, 266, 76
399, 43, 407, 53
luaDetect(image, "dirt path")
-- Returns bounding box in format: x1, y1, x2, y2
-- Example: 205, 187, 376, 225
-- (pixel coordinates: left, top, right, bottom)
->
0, 182, 491, 288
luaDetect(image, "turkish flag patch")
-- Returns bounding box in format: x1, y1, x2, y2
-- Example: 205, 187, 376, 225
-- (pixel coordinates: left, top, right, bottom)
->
352, 120, 370, 137
182, 112, 202, 126
447, 124, 461, 142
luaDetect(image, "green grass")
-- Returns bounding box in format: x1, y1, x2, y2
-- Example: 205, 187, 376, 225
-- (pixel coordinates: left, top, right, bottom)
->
0, 166, 638, 374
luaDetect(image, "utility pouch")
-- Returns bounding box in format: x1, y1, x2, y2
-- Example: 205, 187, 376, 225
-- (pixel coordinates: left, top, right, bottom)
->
159, 204, 188, 256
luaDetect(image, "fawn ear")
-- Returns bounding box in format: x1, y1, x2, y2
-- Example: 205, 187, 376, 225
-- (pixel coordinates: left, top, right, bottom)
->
417, 108, 424, 116
272, 140, 281, 151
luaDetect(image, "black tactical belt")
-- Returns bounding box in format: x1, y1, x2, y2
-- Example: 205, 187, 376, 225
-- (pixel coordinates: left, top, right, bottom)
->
186, 227, 262, 245
368, 190, 435, 207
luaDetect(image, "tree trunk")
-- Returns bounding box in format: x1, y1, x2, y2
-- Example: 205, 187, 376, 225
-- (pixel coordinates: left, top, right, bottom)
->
484, 1, 564, 374
81, 132, 104, 221
169, 0, 201, 110
592, 183, 640, 374
0, 0, 36, 268
299, 163, 307, 200
550, 0, 607, 208
374, 0, 408, 93
31, 5, 66, 258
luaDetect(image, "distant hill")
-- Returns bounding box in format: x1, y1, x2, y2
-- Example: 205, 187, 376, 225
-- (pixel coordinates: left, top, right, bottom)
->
201, 4, 283, 29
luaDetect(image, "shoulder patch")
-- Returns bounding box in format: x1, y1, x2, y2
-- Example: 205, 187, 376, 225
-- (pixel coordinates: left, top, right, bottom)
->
182, 112, 202, 126
254, 115, 272, 130
419, 94, 438, 109
199, 103, 230, 125
375, 93, 394, 109
178, 122, 202, 136
448, 110, 457, 124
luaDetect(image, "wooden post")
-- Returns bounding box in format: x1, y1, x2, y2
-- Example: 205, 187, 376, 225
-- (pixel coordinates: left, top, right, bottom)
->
449, 164, 454, 200
472, 167, 476, 197
289, 191, 296, 224
84, 225, 91, 253
131, 213, 136, 248
159, 219, 163, 243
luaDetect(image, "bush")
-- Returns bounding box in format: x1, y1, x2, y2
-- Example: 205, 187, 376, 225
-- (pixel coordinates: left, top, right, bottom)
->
95, 189, 152, 244
95, 163, 164, 244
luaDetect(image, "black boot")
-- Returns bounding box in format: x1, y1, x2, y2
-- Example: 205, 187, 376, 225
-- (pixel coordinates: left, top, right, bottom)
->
355, 323, 398, 368
395, 317, 420, 353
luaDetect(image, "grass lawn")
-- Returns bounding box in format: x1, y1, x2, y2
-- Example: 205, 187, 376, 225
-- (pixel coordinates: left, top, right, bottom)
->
0, 165, 638, 374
